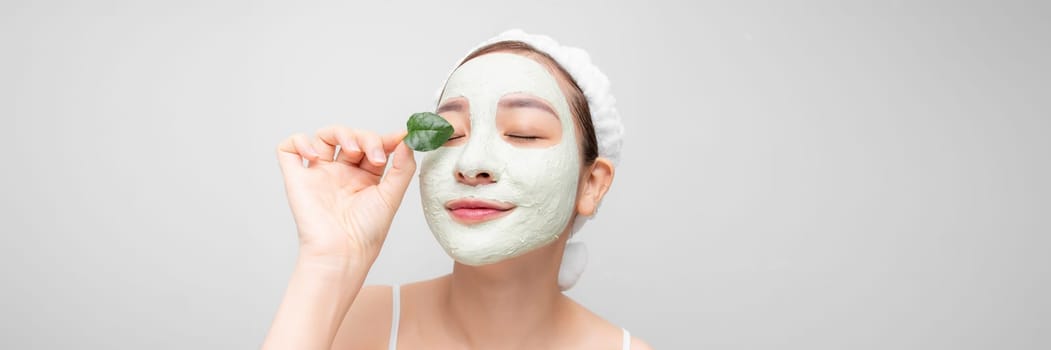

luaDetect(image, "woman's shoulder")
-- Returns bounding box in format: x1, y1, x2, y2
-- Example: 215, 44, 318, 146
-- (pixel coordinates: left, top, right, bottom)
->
630, 337, 655, 350
562, 297, 654, 349
332, 278, 446, 349
331, 285, 395, 350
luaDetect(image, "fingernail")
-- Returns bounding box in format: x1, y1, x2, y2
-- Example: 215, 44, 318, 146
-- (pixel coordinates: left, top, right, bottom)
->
370, 150, 385, 163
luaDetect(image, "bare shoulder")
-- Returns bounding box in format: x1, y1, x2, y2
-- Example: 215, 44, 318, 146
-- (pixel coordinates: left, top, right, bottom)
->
563, 297, 653, 349
330, 285, 393, 350
631, 336, 655, 350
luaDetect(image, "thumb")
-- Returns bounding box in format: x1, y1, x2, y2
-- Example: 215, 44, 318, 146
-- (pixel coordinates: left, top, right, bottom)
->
377, 141, 416, 210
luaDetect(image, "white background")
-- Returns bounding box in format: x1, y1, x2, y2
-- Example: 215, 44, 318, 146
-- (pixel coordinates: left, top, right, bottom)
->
3, 1, 1049, 348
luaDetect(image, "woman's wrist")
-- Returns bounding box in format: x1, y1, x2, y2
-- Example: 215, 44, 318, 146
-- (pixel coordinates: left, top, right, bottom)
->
296, 234, 382, 268
295, 249, 375, 278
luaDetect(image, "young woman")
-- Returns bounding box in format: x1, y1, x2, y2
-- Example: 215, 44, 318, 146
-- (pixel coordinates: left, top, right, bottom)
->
263, 30, 651, 350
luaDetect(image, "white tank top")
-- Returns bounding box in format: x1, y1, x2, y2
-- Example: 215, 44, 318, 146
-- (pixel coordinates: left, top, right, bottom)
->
389, 285, 631, 350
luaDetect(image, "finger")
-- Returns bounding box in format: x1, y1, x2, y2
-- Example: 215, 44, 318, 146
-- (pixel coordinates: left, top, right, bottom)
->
359, 130, 387, 165
357, 130, 388, 176
377, 141, 417, 211
318, 126, 364, 166
292, 133, 320, 166
276, 134, 313, 174
311, 127, 339, 163
381, 129, 408, 153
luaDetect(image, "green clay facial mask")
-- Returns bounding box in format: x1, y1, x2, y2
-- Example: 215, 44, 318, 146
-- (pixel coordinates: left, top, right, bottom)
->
419, 53, 581, 265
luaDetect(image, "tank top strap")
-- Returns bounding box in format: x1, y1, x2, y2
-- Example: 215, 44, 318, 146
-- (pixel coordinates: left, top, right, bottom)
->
389, 284, 400, 350
621, 328, 631, 350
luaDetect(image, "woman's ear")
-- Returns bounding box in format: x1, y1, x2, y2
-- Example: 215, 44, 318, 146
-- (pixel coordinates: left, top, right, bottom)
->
576, 157, 615, 216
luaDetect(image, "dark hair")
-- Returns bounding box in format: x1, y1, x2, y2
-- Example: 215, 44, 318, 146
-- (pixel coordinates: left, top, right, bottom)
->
456, 41, 599, 166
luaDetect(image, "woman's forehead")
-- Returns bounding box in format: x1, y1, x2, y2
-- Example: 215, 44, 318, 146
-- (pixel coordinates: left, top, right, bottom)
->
442, 54, 565, 100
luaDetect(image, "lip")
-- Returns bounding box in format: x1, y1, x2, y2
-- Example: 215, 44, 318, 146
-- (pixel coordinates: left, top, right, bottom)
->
444, 198, 516, 224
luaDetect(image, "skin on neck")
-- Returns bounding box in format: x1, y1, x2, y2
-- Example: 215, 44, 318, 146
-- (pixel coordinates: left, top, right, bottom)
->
439, 223, 574, 347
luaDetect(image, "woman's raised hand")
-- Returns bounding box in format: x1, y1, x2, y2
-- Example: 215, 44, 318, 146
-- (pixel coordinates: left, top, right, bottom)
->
276, 126, 416, 265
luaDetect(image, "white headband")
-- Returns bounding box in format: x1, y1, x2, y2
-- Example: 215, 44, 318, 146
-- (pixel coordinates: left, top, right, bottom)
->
436, 29, 624, 290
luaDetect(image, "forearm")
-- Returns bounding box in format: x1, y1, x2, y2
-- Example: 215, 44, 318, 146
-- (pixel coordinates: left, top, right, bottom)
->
262, 254, 371, 350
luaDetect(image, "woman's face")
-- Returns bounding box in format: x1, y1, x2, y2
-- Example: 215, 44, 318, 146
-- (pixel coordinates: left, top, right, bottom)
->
418, 53, 581, 266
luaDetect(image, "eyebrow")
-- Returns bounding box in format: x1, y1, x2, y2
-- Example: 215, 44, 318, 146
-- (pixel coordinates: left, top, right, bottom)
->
436, 100, 466, 114
499, 97, 558, 118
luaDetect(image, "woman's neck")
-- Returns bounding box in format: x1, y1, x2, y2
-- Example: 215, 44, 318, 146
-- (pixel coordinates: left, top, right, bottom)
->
440, 233, 571, 347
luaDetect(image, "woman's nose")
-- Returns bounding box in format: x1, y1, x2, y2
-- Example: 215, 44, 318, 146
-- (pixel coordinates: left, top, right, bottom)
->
454, 132, 500, 186
456, 169, 496, 186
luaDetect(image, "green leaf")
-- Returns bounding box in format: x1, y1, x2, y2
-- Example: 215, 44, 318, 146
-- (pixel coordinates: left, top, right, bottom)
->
405, 112, 454, 152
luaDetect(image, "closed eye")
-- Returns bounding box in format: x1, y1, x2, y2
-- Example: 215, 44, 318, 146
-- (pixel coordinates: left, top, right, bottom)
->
444, 135, 466, 144
506, 134, 540, 140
